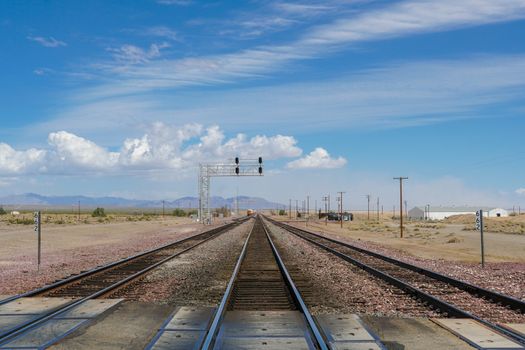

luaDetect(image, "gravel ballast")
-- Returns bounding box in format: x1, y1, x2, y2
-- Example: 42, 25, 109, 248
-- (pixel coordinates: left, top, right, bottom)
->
267, 221, 439, 317
288, 222, 525, 301
109, 220, 253, 305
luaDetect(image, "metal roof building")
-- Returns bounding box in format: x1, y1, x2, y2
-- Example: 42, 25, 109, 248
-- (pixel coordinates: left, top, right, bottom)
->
408, 206, 509, 220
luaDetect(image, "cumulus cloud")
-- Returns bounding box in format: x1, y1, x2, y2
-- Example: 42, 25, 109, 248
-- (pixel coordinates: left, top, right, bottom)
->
287, 147, 346, 169
0, 143, 47, 175
27, 36, 66, 48
48, 131, 119, 170
0, 123, 311, 176
516, 188, 525, 196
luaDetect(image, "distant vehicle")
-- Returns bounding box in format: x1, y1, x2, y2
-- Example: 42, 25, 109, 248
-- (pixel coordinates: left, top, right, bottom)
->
247, 209, 255, 216
322, 212, 353, 221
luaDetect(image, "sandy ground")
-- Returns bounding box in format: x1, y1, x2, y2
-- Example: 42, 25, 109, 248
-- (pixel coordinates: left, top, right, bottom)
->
273, 215, 525, 263
0, 217, 229, 295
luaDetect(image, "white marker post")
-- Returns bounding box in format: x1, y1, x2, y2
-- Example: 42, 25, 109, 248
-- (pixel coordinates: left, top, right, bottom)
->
475, 210, 485, 268
33, 211, 41, 271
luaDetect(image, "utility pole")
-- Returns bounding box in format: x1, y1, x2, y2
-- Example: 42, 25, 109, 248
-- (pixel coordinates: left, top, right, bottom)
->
338, 191, 345, 228
322, 196, 328, 225
376, 197, 380, 221
162, 200, 165, 218
365, 195, 371, 220
295, 200, 298, 220
306, 196, 310, 226
315, 199, 317, 217
289, 199, 292, 220
328, 194, 331, 212
77, 200, 80, 221
394, 177, 408, 238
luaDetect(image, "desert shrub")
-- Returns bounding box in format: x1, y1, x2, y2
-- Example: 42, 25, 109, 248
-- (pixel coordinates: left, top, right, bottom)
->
172, 208, 186, 217
278, 209, 286, 216
9, 218, 33, 225
0, 207, 6, 215
92, 207, 106, 217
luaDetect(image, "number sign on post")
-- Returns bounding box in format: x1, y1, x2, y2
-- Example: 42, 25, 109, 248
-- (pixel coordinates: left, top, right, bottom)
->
476, 210, 485, 268
34, 211, 41, 270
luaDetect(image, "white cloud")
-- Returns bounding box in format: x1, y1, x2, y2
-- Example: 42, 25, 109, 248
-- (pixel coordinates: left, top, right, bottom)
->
287, 147, 346, 169
0, 124, 308, 176
0, 143, 47, 175
107, 43, 170, 64
48, 131, 119, 170
27, 36, 66, 48
516, 188, 525, 196
144, 26, 180, 41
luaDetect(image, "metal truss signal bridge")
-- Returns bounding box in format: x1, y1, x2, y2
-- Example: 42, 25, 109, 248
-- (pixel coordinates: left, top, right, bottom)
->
198, 157, 263, 224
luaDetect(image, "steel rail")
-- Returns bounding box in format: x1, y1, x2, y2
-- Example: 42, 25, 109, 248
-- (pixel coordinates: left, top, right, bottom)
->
200, 219, 254, 350
266, 217, 525, 346
261, 218, 329, 350
201, 216, 329, 350
0, 220, 245, 345
269, 218, 525, 313
0, 220, 242, 306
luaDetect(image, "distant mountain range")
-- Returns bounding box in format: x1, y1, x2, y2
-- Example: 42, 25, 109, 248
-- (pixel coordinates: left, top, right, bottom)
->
0, 193, 285, 210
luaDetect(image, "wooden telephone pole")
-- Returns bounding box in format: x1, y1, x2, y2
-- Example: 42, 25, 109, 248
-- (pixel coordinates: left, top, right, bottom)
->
393, 177, 408, 238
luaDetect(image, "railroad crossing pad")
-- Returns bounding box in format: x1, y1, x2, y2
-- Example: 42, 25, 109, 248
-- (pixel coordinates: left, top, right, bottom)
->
0, 297, 74, 335
0, 298, 122, 349
315, 314, 383, 350
146, 306, 215, 350
432, 318, 525, 349
212, 311, 316, 349
361, 316, 474, 350
504, 324, 525, 338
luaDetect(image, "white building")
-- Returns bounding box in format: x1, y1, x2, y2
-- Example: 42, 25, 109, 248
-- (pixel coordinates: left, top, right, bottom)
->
408, 206, 509, 220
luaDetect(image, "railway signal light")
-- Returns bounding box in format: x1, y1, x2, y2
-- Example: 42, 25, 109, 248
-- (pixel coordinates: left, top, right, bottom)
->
258, 166, 262, 174
235, 157, 239, 164
258, 157, 262, 164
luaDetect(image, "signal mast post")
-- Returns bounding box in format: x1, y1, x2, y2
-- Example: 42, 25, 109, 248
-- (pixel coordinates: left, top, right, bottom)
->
198, 157, 263, 225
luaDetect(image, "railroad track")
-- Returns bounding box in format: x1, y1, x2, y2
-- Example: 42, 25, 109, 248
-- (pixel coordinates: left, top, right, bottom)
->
201, 215, 328, 349
265, 216, 525, 345
0, 219, 248, 345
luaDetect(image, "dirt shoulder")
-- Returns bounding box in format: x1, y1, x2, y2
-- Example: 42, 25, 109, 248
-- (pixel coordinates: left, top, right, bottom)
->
273, 216, 525, 263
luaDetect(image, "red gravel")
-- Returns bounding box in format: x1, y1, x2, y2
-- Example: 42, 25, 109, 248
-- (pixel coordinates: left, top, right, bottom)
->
287, 223, 525, 301
0, 223, 223, 296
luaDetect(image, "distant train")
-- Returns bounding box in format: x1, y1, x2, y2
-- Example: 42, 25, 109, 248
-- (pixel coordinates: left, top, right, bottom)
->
247, 209, 255, 216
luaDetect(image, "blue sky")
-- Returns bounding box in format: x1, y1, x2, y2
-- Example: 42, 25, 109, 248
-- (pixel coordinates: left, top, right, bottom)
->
1, 0, 525, 208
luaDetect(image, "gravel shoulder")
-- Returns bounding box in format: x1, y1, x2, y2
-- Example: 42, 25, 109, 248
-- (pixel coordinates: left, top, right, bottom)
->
110, 219, 253, 306
266, 221, 438, 318
0, 218, 229, 295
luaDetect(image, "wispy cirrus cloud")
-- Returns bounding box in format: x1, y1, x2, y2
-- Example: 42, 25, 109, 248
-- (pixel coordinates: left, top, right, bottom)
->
156, 0, 192, 5
144, 26, 180, 41
106, 42, 170, 64
36, 53, 525, 138
27, 36, 67, 48
76, 0, 525, 100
